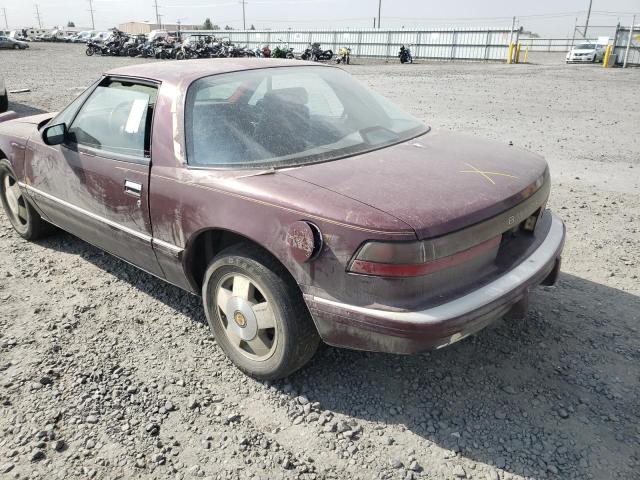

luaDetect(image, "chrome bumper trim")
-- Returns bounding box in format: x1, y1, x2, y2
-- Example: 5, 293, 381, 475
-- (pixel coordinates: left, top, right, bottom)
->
310, 213, 565, 325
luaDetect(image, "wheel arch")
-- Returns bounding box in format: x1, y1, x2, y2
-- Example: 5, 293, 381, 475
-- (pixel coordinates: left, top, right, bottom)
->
183, 227, 300, 293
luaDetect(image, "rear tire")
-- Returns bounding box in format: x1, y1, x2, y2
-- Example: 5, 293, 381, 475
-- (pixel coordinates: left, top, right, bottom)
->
202, 244, 320, 380
0, 160, 56, 240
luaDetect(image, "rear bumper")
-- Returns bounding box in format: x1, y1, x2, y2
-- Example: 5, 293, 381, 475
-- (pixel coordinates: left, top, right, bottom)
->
305, 212, 565, 354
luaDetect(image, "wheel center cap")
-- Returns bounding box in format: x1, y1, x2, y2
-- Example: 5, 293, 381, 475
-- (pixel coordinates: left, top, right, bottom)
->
226, 296, 258, 341
233, 311, 247, 328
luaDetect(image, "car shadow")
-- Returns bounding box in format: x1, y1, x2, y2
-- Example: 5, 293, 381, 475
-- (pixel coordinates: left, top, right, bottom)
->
34, 230, 639, 479
7, 102, 47, 117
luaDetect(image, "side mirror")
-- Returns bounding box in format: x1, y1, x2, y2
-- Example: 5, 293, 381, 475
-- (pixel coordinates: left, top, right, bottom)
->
42, 123, 67, 146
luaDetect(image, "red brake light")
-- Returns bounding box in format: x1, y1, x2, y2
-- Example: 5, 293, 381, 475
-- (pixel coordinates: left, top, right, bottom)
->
348, 236, 501, 278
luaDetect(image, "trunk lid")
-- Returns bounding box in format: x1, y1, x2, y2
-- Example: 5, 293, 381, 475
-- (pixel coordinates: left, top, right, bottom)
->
283, 130, 548, 239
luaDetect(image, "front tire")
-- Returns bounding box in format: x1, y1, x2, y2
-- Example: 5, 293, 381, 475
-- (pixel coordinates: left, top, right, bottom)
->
0, 160, 55, 240
0, 92, 8, 113
202, 244, 320, 380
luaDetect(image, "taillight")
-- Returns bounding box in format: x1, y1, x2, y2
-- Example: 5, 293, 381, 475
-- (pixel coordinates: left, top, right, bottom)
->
348, 236, 501, 278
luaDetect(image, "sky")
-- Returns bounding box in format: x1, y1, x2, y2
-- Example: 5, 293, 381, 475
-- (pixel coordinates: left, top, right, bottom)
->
1, 0, 638, 37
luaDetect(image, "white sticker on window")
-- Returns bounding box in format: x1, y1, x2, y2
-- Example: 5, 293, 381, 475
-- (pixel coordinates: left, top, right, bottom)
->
124, 98, 148, 134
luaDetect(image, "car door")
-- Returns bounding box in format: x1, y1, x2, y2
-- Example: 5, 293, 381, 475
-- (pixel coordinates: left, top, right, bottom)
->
24, 77, 164, 277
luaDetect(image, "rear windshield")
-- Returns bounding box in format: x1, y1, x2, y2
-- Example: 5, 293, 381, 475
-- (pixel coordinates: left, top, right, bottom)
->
184, 66, 427, 169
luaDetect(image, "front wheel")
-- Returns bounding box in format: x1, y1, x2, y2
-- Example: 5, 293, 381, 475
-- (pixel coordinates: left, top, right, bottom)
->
86, 47, 94, 56
0, 160, 55, 240
202, 244, 320, 380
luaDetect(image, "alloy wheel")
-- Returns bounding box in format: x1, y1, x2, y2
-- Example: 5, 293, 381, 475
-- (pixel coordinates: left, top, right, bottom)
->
3, 174, 28, 227
215, 273, 277, 361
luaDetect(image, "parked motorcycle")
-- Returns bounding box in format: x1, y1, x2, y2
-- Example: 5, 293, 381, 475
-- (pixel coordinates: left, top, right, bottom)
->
272, 44, 294, 59
302, 42, 333, 62
399, 45, 413, 63
336, 47, 351, 64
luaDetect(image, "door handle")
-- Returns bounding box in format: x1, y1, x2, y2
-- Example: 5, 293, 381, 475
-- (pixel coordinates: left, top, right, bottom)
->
124, 180, 142, 197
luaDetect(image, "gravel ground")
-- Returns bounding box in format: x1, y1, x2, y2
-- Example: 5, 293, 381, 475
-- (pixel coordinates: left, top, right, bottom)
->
0, 43, 638, 480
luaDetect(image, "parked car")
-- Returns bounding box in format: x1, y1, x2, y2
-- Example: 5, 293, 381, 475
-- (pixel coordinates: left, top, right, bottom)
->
0, 35, 29, 49
90, 31, 111, 44
566, 42, 606, 63
0, 60, 565, 379
0, 77, 7, 112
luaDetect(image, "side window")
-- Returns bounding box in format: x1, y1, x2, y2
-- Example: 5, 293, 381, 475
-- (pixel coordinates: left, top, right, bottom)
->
50, 79, 100, 127
67, 80, 157, 159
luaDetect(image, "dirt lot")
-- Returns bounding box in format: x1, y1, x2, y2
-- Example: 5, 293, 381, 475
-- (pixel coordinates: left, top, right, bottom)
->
0, 43, 638, 480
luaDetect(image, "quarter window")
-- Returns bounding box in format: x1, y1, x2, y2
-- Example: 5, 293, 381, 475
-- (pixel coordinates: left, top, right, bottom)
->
67, 80, 157, 158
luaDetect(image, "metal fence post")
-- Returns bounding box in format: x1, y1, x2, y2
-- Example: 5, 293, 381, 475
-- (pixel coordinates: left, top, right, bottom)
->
484, 30, 490, 60
623, 15, 636, 68
386, 30, 392, 59
451, 30, 457, 60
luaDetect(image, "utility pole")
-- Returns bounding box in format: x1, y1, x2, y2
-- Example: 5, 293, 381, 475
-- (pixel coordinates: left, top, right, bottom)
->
240, 0, 246, 30
153, 0, 160, 26
377, 0, 381, 29
584, 0, 593, 37
88, 0, 95, 30
35, 4, 42, 29
1, 7, 8, 30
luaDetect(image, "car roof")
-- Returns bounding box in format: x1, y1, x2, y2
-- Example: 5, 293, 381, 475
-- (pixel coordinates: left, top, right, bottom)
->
106, 58, 325, 85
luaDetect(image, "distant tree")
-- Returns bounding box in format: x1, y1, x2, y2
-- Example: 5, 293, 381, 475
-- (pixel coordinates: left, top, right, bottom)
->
67, 21, 75, 27
224, 25, 233, 30
203, 18, 213, 30
250, 24, 255, 30
212, 24, 220, 30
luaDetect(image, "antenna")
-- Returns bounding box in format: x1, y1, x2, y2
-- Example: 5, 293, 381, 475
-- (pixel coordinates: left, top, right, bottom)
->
35, 3, 42, 29
87, 0, 95, 30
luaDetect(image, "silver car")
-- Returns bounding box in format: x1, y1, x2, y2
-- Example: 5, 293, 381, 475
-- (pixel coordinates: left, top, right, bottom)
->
566, 43, 605, 63
0, 36, 29, 49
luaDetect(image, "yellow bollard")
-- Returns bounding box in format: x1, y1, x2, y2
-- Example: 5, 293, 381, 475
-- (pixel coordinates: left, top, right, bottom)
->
515, 42, 522, 64
507, 42, 514, 64
523, 45, 529, 63
603, 44, 613, 68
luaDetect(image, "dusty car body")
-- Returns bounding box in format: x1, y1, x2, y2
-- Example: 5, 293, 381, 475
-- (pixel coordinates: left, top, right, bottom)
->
0, 59, 565, 378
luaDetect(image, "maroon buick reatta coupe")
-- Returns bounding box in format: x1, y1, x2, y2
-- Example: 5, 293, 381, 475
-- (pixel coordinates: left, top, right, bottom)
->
0, 59, 565, 379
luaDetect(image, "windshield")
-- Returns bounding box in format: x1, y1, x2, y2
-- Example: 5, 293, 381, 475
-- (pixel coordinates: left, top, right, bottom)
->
184, 66, 428, 169
575, 44, 596, 49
